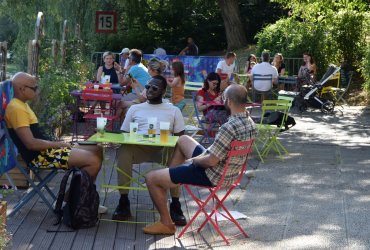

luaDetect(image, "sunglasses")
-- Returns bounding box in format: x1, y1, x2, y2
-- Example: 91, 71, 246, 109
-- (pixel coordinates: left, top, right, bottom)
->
208, 80, 218, 85
25, 85, 39, 92
145, 84, 159, 91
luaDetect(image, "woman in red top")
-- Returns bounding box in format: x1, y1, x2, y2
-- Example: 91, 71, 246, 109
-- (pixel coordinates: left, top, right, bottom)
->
196, 72, 228, 125
196, 72, 222, 114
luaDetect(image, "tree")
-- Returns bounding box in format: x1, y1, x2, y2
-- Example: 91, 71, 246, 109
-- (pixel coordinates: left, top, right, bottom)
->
217, 0, 247, 50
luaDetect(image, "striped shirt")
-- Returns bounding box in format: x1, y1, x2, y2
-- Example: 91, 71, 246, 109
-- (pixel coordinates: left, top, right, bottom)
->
205, 112, 256, 186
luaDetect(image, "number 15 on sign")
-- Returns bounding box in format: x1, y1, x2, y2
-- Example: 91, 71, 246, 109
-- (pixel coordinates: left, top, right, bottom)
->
96, 11, 117, 33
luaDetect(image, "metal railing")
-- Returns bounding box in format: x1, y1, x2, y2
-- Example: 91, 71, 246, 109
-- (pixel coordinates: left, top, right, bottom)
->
235, 56, 302, 76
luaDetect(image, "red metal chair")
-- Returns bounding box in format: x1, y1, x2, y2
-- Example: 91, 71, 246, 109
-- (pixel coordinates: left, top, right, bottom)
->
81, 87, 117, 133
177, 139, 254, 245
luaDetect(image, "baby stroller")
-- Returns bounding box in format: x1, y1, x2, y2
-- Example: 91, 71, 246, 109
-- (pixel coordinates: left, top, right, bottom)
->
281, 65, 341, 114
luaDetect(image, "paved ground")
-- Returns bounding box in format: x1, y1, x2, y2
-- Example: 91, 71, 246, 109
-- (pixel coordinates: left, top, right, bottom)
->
4, 105, 370, 249
234, 106, 370, 249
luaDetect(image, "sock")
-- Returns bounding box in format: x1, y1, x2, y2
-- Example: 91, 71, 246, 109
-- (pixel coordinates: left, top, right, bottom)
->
120, 194, 129, 203
171, 197, 180, 205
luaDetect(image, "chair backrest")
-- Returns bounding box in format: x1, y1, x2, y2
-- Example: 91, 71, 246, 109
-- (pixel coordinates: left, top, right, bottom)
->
81, 88, 113, 102
185, 81, 203, 91
278, 76, 298, 85
260, 99, 291, 127
0, 80, 18, 174
84, 83, 112, 90
218, 139, 254, 187
277, 96, 294, 111
341, 71, 353, 90
324, 71, 340, 88
252, 74, 273, 89
253, 74, 273, 81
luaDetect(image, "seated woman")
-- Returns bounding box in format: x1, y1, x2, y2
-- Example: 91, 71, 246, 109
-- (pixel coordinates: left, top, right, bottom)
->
96, 51, 122, 84
167, 61, 186, 110
298, 52, 317, 86
244, 54, 257, 89
92, 51, 122, 113
196, 72, 228, 125
244, 54, 257, 74
272, 53, 286, 90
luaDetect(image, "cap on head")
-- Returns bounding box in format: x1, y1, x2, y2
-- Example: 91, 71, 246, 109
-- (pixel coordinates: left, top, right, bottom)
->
120, 48, 130, 54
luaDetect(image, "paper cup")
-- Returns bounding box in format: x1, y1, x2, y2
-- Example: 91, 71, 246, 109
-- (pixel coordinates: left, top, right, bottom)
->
129, 122, 138, 136
97, 117, 107, 129
97, 117, 107, 137
147, 117, 157, 137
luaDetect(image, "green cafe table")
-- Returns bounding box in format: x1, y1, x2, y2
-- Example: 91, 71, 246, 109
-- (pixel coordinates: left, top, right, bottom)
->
88, 132, 179, 191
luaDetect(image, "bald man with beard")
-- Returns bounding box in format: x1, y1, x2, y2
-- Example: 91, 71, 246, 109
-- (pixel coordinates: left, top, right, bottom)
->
4, 72, 107, 212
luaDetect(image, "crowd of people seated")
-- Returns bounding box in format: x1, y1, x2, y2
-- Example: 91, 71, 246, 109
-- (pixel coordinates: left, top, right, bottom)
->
4, 45, 318, 236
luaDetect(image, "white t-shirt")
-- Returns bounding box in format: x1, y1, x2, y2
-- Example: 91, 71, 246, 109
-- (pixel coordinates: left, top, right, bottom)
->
251, 62, 278, 91
121, 102, 185, 134
216, 60, 235, 78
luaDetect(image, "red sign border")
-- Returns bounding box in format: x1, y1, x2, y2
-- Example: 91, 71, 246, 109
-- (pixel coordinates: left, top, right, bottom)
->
95, 11, 117, 33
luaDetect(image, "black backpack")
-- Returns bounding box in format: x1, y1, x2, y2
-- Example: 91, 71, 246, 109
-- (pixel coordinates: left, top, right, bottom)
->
54, 168, 99, 229
262, 111, 296, 131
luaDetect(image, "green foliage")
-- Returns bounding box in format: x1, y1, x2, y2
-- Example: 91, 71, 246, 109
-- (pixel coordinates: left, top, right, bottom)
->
255, 2, 368, 79
331, 10, 366, 68
255, 18, 337, 76
361, 44, 370, 94
31, 41, 94, 139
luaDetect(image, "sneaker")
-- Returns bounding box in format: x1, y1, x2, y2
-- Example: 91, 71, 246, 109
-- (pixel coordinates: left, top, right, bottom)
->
170, 202, 187, 226
98, 205, 108, 214
112, 199, 132, 221
143, 221, 176, 235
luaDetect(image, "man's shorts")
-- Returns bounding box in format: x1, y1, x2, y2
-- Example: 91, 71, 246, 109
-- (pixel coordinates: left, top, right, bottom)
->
31, 147, 71, 169
169, 145, 214, 187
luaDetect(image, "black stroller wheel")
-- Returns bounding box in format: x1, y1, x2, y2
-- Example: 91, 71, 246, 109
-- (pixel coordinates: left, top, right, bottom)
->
321, 101, 334, 114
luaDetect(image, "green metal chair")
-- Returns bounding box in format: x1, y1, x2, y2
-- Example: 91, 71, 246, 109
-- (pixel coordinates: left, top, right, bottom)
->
255, 99, 292, 159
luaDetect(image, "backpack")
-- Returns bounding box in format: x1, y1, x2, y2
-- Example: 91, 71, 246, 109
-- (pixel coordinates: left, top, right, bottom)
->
262, 111, 296, 131
54, 168, 99, 229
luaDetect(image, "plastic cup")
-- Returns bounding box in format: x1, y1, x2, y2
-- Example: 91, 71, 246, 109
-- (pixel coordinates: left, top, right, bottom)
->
160, 122, 170, 143
96, 117, 107, 137
129, 122, 138, 138
94, 84, 99, 90
147, 117, 157, 138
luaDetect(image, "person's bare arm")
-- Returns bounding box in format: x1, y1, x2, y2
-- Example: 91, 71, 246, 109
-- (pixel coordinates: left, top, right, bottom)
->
179, 47, 188, 55
192, 153, 220, 169
96, 66, 103, 82
167, 76, 180, 87
280, 68, 286, 76
120, 75, 131, 86
196, 95, 210, 111
15, 127, 69, 151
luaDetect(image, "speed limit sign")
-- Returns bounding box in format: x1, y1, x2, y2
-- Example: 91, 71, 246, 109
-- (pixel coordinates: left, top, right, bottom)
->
96, 11, 117, 33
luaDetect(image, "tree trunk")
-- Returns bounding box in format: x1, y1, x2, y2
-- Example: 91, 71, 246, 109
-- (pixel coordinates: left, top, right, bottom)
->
217, 0, 248, 50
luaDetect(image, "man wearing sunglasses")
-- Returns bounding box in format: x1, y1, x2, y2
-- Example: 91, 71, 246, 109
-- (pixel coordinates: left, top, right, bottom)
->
113, 75, 187, 226
4, 72, 107, 212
